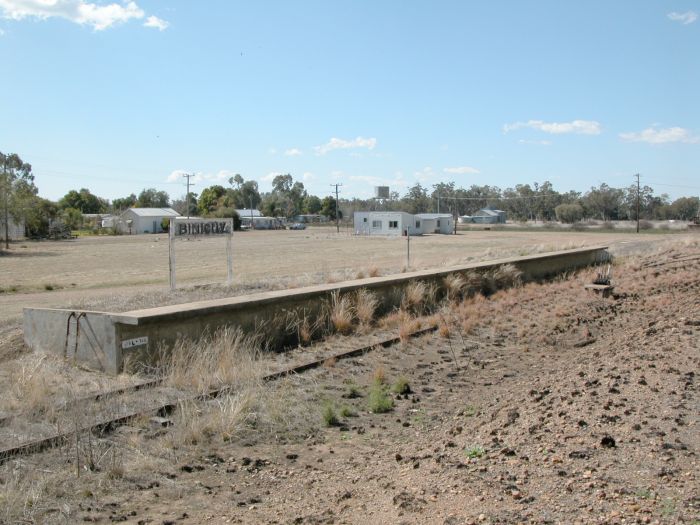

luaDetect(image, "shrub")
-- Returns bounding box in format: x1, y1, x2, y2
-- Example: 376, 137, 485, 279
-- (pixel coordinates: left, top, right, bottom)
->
391, 376, 411, 395
322, 403, 339, 426
555, 203, 584, 223
638, 220, 653, 230
465, 445, 485, 459
368, 383, 394, 413
339, 405, 356, 418
600, 221, 616, 230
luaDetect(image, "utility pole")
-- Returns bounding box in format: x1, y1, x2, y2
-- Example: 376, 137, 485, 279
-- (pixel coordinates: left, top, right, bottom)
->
437, 190, 440, 214
183, 173, 195, 219
331, 183, 342, 233
635, 173, 640, 233
2, 156, 8, 250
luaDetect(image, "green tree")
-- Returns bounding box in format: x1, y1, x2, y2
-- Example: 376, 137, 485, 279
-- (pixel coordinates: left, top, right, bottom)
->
555, 203, 584, 223
1, 151, 34, 248
303, 195, 322, 214
58, 188, 108, 213
136, 188, 169, 208
112, 193, 137, 211
198, 185, 228, 216
321, 196, 342, 220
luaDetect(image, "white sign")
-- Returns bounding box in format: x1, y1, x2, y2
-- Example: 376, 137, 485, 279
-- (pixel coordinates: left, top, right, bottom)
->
173, 218, 232, 236
121, 336, 149, 349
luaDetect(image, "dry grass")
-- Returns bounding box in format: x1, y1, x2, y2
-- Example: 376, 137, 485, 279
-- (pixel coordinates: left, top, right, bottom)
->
355, 288, 379, 327
165, 327, 262, 395
444, 273, 467, 302
402, 280, 426, 311
367, 265, 380, 278
330, 291, 354, 335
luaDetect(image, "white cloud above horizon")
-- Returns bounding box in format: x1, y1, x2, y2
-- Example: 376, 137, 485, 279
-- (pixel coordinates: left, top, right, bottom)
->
668, 11, 698, 25
503, 119, 601, 135
143, 14, 168, 31
619, 126, 700, 144
167, 169, 238, 185
443, 166, 480, 175
0, 0, 168, 31
284, 148, 302, 157
518, 139, 552, 146
314, 136, 377, 155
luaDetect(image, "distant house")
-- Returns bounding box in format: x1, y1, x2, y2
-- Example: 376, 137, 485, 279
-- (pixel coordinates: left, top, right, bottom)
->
354, 211, 415, 236
460, 208, 507, 224
241, 216, 285, 230
415, 213, 454, 234
118, 208, 180, 234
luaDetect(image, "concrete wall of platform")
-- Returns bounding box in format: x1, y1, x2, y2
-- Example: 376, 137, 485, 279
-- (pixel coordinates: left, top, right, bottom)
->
23, 245, 609, 374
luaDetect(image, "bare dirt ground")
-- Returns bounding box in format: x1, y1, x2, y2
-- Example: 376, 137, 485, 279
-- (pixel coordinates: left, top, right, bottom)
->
0, 235, 698, 524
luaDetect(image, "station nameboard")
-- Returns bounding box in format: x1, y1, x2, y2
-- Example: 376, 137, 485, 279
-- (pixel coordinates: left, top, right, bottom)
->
172, 218, 232, 236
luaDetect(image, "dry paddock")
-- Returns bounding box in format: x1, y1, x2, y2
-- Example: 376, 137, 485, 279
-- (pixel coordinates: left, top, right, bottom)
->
0, 228, 691, 323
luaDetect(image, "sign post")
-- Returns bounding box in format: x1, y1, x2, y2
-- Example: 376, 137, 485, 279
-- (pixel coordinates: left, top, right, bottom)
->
169, 218, 234, 290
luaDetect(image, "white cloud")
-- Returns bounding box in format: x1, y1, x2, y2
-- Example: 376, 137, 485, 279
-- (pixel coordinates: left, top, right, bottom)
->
619, 126, 700, 144
143, 14, 167, 31
302, 171, 315, 182
503, 119, 601, 135
314, 136, 377, 155
0, 28, 5, 35
284, 148, 302, 157
260, 171, 284, 182
668, 11, 698, 25
443, 166, 480, 175
413, 166, 436, 183
0, 0, 168, 31
167, 169, 238, 185
518, 139, 552, 146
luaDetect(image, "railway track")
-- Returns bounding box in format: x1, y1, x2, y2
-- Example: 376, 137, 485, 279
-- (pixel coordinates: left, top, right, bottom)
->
0, 325, 438, 465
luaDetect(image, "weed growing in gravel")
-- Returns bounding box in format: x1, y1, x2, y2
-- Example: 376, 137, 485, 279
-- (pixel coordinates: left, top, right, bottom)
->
465, 445, 485, 459
391, 376, 411, 395
368, 381, 394, 413
463, 405, 477, 417
322, 403, 339, 426
339, 405, 356, 418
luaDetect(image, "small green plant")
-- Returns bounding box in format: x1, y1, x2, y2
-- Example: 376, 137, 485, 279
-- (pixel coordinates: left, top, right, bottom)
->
661, 498, 676, 517
322, 403, 339, 426
465, 445, 485, 459
368, 383, 394, 413
339, 405, 356, 418
391, 376, 411, 395
635, 489, 652, 500
345, 385, 362, 399
463, 405, 476, 417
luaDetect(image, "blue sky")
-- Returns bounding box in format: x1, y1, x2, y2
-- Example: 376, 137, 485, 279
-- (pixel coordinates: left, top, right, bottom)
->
1, 1, 698, 202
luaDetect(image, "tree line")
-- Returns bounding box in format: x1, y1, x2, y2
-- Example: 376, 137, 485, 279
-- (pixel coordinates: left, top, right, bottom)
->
2, 151, 698, 240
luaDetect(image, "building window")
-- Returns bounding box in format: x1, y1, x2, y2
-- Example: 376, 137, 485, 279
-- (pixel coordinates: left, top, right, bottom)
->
363, 217, 367, 222
415, 220, 420, 228
372, 220, 382, 228
437, 220, 441, 227
389, 220, 398, 229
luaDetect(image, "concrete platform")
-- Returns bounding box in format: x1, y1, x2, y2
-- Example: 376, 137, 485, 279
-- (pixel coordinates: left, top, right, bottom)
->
24, 245, 609, 374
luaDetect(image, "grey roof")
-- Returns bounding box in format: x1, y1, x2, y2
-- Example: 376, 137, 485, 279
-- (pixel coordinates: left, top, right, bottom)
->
236, 209, 262, 217
124, 208, 180, 217
474, 208, 506, 216
416, 213, 453, 219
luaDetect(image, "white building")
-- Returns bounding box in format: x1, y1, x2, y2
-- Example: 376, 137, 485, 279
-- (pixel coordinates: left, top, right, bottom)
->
354, 211, 423, 236
415, 213, 454, 234
118, 208, 180, 234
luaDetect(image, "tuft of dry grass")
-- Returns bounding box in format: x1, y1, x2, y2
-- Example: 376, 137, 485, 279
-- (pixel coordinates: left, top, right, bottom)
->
492, 264, 523, 290
367, 265, 380, 278
372, 365, 387, 385
330, 291, 354, 334
444, 273, 466, 302
355, 288, 379, 327
402, 280, 426, 312
165, 327, 261, 395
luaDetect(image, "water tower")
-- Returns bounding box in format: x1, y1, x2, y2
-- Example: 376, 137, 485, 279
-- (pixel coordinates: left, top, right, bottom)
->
374, 186, 390, 211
